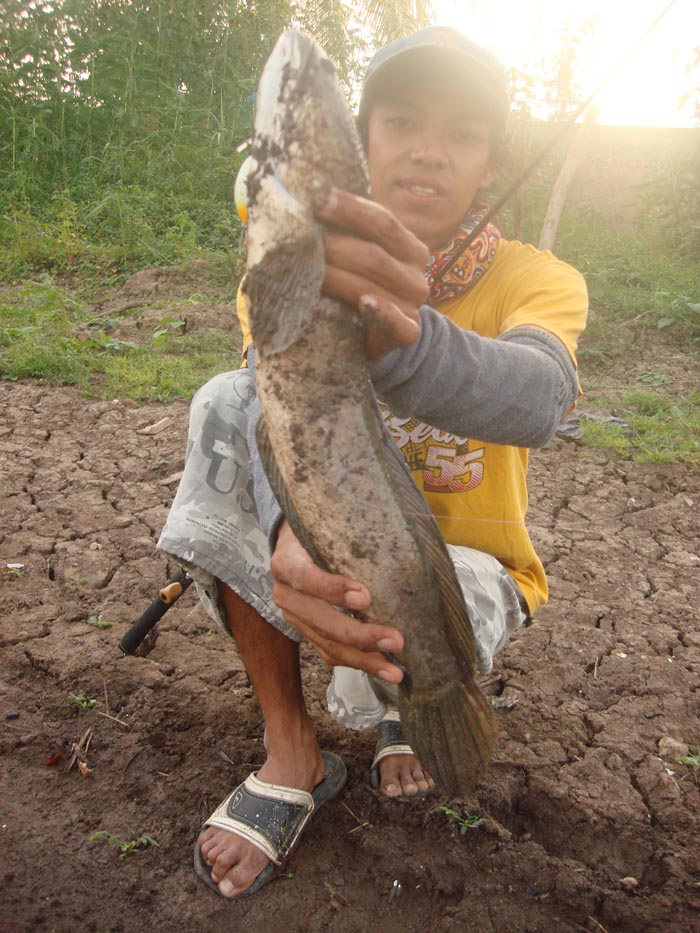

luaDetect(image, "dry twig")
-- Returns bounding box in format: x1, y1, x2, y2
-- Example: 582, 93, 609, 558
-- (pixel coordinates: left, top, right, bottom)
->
66, 727, 93, 773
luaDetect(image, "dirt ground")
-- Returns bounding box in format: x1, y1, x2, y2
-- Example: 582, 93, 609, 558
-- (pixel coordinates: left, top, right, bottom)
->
1, 270, 699, 933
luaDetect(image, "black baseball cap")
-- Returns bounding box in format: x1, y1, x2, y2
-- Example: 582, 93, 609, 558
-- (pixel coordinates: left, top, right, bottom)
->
358, 26, 509, 134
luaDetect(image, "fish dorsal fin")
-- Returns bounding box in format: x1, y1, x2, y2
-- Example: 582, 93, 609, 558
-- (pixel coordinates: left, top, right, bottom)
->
256, 416, 329, 571
372, 402, 479, 678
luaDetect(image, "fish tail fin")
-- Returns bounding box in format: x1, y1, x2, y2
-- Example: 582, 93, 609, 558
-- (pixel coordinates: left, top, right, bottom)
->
401, 679, 498, 796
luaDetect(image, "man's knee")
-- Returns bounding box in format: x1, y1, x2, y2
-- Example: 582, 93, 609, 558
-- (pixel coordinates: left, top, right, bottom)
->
184, 369, 256, 495
190, 368, 254, 432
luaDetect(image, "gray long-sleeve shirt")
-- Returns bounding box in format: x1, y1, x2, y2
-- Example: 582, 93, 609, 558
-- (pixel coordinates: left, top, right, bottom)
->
247, 302, 580, 545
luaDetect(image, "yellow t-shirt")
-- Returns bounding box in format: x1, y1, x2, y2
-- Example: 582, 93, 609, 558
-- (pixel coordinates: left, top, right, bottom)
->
379, 239, 588, 613
237, 284, 253, 366
237, 238, 588, 614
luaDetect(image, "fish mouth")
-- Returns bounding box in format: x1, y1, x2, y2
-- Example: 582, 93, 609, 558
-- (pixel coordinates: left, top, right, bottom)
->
397, 178, 448, 201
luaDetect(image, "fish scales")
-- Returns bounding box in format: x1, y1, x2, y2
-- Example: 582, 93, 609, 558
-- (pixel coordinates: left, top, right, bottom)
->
245, 30, 497, 794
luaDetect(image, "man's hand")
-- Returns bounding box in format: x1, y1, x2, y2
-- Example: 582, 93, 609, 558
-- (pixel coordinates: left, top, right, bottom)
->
315, 188, 430, 361
269, 520, 404, 683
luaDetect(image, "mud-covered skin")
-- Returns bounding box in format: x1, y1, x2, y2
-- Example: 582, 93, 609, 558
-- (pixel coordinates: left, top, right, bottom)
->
245, 31, 497, 792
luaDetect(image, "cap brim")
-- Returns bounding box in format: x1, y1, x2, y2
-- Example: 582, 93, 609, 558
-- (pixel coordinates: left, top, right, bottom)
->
361, 45, 509, 126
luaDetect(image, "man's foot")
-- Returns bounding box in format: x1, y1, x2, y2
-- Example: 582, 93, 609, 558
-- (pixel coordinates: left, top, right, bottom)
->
370, 709, 436, 797
197, 732, 326, 899
377, 751, 435, 797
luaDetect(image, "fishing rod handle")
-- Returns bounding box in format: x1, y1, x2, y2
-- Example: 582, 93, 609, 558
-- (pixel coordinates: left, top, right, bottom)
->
119, 570, 192, 654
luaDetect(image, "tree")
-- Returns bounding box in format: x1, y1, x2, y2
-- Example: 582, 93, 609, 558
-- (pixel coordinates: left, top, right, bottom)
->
0, 0, 434, 267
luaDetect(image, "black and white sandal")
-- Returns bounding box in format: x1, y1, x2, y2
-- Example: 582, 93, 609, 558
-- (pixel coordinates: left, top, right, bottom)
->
194, 751, 347, 898
369, 709, 415, 789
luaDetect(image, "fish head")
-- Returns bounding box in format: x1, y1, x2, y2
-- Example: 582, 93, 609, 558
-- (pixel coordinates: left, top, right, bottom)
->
246, 30, 368, 266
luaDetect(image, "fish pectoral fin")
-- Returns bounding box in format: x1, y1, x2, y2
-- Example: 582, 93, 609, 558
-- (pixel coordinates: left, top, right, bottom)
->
245, 231, 324, 357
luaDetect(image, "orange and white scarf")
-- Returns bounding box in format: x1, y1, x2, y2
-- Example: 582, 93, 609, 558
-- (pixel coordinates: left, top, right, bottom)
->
425, 204, 500, 304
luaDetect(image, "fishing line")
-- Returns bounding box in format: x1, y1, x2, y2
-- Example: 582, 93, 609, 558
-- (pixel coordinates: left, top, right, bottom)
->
431, 0, 682, 285
382, 505, 656, 530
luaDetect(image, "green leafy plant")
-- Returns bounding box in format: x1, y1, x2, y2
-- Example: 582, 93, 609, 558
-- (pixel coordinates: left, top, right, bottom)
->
89, 830, 159, 857
69, 693, 104, 710
678, 747, 700, 785
153, 317, 187, 343
86, 614, 114, 630
637, 371, 674, 387
439, 806, 486, 834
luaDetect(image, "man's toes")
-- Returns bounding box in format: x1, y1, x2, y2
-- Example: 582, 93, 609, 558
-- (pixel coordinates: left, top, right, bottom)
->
379, 761, 417, 796
396, 764, 419, 796
410, 767, 433, 792
218, 866, 247, 898
198, 827, 218, 859
217, 851, 270, 898
209, 844, 239, 881
378, 755, 435, 797
382, 779, 402, 797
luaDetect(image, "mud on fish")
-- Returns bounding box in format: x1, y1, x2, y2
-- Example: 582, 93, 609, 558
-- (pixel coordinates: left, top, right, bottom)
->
244, 29, 497, 796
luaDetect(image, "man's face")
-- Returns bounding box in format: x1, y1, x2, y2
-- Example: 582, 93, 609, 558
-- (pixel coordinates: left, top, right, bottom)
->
366, 77, 497, 251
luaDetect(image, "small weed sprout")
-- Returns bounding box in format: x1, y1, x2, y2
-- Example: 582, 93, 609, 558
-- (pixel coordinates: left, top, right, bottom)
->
90, 830, 159, 857
637, 371, 674, 387
323, 881, 348, 909
65, 570, 88, 586
678, 747, 700, 785
69, 693, 104, 710
439, 805, 486, 834
86, 614, 114, 629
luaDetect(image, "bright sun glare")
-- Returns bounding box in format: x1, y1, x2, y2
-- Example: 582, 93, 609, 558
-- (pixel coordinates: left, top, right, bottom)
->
431, 0, 698, 127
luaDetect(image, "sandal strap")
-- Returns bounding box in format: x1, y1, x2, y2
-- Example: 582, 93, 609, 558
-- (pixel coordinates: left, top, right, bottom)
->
204, 772, 315, 866
371, 709, 414, 770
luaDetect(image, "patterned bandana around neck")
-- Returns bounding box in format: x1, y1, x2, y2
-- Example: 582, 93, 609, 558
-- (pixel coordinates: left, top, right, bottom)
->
425, 203, 501, 304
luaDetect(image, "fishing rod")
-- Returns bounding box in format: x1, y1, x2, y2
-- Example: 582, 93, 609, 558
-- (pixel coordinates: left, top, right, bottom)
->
119, 567, 193, 654
433, 0, 681, 284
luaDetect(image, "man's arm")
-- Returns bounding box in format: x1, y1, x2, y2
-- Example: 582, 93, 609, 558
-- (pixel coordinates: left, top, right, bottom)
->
371, 308, 580, 448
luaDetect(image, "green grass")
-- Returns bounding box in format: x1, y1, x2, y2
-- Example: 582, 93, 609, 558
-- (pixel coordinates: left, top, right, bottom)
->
559, 221, 700, 341
0, 277, 240, 401
0, 186, 245, 282
578, 378, 700, 465
2, 205, 699, 463
540, 213, 700, 465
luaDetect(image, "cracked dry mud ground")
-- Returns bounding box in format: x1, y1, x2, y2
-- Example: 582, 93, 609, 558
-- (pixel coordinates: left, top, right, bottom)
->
1, 351, 699, 932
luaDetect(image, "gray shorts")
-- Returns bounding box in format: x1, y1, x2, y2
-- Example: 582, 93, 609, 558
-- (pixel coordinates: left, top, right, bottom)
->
157, 369, 527, 729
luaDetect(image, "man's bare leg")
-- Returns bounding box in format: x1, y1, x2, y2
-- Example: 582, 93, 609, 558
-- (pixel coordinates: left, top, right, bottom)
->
197, 582, 325, 899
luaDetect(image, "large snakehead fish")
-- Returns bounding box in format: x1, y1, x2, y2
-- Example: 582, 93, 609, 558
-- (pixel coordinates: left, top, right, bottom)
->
244, 30, 497, 795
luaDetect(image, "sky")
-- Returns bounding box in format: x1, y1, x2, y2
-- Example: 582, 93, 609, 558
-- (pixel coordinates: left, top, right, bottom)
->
430, 0, 699, 126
